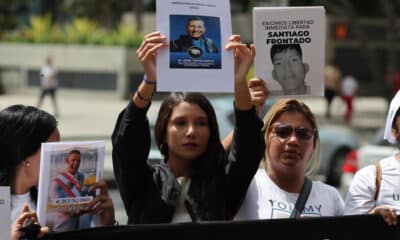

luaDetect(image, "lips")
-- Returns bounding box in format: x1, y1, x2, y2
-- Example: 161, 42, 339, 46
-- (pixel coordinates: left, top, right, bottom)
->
282, 149, 300, 159
183, 142, 198, 148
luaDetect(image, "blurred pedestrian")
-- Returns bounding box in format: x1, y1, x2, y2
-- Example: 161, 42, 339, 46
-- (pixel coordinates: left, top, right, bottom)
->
324, 65, 342, 119
37, 56, 60, 117
340, 75, 358, 123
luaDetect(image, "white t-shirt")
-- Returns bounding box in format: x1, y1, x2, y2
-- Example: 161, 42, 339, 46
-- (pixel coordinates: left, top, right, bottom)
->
11, 192, 36, 224
341, 75, 358, 96
171, 177, 192, 223
40, 64, 57, 89
344, 155, 400, 215
235, 169, 344, 220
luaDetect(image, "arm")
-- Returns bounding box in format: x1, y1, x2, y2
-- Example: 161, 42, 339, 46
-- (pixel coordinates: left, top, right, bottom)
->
344, 165, 398, 226
112, 31, 167, 216
221, 77, 268, 150
223, 35, 266, 215
344, 165, 378, 215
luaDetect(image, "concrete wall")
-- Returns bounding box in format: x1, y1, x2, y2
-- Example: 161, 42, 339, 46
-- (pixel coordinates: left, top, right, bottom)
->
0, 43, 142, 98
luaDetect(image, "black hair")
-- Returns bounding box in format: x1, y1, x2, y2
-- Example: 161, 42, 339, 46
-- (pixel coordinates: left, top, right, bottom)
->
270, 44, 303, 63
154, 92, 227, 219
0, 105, 57, 203
186, 16, 204, 27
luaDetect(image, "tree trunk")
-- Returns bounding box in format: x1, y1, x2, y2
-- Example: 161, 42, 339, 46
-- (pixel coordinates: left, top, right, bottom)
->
380, 0, 398, 101
133, 0, 143, 31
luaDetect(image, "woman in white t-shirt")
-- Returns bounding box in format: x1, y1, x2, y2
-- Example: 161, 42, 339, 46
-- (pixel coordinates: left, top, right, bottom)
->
0, 105, 115, 240
344, 90, 400, 226
235, 99, 344, 220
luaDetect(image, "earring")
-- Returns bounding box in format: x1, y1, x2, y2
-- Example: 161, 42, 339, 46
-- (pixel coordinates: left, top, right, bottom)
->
25, 161, 31, 167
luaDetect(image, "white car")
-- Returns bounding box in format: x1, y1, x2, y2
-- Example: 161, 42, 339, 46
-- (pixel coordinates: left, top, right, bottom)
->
339, 127, 398, 197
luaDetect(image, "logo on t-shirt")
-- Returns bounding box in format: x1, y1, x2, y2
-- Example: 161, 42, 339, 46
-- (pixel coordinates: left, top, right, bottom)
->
269, 200, 322, 218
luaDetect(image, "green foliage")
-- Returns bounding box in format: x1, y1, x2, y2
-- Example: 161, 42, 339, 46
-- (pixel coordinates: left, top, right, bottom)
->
1, 14, 143, 48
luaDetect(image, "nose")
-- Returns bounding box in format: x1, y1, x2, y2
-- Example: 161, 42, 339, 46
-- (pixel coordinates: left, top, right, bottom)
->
283, 61, 294, 77
286, 132, 299, 144
186, 124, 196, 137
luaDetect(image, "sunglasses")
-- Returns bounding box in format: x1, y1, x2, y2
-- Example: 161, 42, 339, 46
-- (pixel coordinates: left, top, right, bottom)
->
271, 123, 315, 141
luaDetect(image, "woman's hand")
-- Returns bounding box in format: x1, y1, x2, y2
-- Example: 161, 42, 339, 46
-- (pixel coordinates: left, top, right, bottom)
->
369, 206, 398, 226
136, 31, 168, 82
85, 180, 116, 226
225, 35, 256, 83
248, 77, 269, 116
11, 204, 49, 240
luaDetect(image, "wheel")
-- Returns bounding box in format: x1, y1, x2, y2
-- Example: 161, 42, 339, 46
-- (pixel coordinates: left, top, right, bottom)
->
326, 148, 350, 187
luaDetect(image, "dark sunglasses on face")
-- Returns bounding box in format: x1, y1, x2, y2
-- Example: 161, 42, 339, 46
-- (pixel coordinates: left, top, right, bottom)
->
271, 123, 315, 141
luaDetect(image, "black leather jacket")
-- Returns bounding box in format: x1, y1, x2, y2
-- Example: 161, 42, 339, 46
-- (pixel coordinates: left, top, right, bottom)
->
112, 100, 265, 224
170, 35, 219, 53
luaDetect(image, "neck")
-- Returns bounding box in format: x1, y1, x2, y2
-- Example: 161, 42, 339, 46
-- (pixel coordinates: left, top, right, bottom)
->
12, 166, 32, 195
267, 168, 304, 193
167, 156, 191, 178
283, 84, 306, 95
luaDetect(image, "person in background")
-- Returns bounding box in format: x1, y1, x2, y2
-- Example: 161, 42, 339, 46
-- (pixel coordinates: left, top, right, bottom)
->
0, 105, 115, 240
112, 32, 265, 224
344, 90, 400, 226
235, 98, 344, 220
324, 65, 342, 119
37, 55, 60, 117
340, 75, 358, 124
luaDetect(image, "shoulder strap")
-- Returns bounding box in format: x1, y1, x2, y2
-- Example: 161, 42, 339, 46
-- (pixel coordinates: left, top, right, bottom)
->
374, 161, 382, 201
290, 177, 312, 219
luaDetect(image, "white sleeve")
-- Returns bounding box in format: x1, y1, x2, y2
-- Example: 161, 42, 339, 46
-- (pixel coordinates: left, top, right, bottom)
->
343, 165, 376, 215
333, 187, 345, 216
234, 177, 259, 220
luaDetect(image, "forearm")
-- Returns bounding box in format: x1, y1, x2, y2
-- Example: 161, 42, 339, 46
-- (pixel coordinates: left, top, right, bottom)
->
234, 78, 252, 111
225, 106, 265, 213
112, 100, 152, 208
133, 79, 156, 108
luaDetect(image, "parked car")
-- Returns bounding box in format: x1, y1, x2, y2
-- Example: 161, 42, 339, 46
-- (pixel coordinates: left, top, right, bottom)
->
147, 95, 359, 187
339, 127, 398, 197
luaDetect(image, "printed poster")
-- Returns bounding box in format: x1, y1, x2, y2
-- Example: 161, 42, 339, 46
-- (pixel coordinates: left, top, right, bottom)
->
0, 186, 10, 240
156, 0, 234, 92
253, 6, 326, 97
37, 141, 105, 232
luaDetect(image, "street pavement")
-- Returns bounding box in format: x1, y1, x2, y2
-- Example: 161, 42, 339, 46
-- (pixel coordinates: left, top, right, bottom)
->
0, 88, 389, 224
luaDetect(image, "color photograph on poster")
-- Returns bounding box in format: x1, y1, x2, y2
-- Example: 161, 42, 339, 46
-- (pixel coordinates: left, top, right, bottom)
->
169, 14, 221, 69
156, 0, 233, 92
37, 141, 104, 232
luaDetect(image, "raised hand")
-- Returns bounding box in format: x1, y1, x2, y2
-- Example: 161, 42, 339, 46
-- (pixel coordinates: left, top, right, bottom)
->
224, 35, 256, 83
248, 78, 269, 115
136, 31, 168, 82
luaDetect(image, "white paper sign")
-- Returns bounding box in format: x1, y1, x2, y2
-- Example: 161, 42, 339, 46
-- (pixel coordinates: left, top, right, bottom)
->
253, 6, 326, 97
0, 186, 11, 240
156, 0, 234, 92
37, 141, 105, 232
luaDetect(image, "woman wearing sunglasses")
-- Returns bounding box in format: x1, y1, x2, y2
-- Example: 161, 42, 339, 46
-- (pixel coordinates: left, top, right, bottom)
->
235, 99, 344, 219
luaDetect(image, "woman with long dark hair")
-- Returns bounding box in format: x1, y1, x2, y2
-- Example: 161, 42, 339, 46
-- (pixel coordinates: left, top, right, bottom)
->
112, 32, 265, 223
